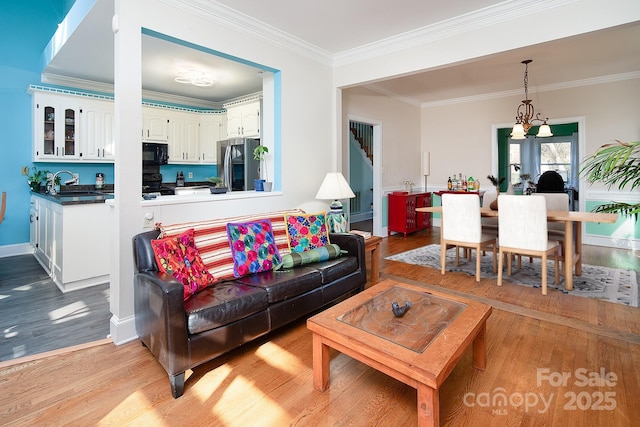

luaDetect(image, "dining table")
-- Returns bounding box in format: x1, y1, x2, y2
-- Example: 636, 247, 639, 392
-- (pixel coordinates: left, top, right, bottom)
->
416, 205, 619, 290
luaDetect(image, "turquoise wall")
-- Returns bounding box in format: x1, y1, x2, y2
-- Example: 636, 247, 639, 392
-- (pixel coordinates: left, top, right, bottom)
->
0, 1, 74, 247
585, 201, 639, 239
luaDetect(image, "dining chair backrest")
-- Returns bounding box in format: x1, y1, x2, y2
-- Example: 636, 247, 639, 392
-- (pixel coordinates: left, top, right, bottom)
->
498, 195, 549, 251
442, 193, 482, 242
481, 190, 499, 228
539, 193, 569, 232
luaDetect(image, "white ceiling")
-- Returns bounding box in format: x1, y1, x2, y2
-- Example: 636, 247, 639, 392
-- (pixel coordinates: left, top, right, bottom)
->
43, 0, 640, 107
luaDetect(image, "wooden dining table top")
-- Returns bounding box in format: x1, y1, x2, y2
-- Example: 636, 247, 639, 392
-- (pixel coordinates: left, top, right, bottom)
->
416, 205, 619, 224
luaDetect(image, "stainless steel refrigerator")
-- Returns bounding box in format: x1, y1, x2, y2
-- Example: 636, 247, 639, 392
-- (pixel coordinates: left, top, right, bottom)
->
217, 138, 260, 191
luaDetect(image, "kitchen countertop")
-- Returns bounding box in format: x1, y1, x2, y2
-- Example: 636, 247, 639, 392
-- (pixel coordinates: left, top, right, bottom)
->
31, 185, 115, 205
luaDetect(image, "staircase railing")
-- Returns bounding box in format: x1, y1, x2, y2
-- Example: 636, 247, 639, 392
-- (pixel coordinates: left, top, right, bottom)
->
349, 122, 373, 163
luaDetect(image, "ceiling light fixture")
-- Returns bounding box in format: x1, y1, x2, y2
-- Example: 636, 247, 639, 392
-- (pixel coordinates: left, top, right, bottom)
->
510, 60, 553, 140
174, 70, 215, 87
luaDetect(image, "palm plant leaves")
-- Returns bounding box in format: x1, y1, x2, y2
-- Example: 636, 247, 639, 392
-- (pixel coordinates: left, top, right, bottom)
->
580, 140, 639, 220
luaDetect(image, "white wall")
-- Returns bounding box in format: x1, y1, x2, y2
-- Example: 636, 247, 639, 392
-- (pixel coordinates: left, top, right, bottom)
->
422, 78, 640, 190
110, 0, 334, 343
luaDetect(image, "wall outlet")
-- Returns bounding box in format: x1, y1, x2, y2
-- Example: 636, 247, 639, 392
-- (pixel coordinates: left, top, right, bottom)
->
143, 212, 155, 228
188, 172, 193, 178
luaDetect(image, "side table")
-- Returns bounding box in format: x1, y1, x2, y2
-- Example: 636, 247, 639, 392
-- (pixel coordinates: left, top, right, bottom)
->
363, 236, 382, 284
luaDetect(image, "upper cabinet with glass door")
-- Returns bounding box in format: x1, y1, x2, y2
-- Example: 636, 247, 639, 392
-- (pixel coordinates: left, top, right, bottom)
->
33, 91, 80, 161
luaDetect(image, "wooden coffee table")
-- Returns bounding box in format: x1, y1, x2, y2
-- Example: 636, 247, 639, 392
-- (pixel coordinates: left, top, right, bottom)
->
307, 279, 492, 426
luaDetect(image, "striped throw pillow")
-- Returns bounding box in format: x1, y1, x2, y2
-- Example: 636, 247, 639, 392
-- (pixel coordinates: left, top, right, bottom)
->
158, 209, 304, 280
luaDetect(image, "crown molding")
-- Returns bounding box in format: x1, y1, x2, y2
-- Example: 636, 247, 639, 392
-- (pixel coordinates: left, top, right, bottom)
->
40, 73, 224, 109
418, 71, 640, 109
160, 0, 334, 66
333, 0, 576, 67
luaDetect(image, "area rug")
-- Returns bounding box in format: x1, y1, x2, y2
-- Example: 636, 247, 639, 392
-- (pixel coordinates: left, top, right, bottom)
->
385, 244, 639, 307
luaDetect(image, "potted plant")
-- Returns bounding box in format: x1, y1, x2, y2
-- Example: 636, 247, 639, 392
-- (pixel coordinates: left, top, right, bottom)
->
580, 140, 639, 220
205, 176, 228, 194
253, 145, 271, 192
25, 166, 51, 192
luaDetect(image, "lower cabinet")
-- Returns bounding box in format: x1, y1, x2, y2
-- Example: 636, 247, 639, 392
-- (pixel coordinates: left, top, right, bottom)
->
31, 195, 110, 292
387, 191, 431, 238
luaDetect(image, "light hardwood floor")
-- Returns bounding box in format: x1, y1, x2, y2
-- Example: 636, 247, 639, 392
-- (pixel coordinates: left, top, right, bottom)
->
1, 228, 638, 426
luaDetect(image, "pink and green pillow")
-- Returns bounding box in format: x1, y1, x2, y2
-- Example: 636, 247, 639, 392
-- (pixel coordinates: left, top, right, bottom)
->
284, 212, 330, 253
151, 228, 216, 300
227, 219, 281, 277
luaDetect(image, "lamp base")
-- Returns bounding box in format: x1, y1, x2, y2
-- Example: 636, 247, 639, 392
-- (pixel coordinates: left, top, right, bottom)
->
329, 199, 343, 212
326, 210, 348, 233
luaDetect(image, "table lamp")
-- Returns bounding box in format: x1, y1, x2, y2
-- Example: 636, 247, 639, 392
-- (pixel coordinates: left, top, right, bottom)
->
315, 172, 356, 232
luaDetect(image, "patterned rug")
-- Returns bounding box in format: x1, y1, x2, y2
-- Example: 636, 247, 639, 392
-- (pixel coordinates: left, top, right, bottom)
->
385, 244, 639, 307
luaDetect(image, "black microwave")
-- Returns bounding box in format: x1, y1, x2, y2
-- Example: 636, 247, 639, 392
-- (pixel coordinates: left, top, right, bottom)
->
142, 142, 169, 165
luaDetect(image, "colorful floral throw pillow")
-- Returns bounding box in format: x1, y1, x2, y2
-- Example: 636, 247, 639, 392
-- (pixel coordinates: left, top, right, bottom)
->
226, 219, 281, 277
151, 228, 216, 300
284, 212, 330, 253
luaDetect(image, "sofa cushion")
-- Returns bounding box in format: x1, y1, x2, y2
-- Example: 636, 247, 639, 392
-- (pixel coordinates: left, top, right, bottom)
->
158, 209, 304, 281
284, 212, 330, 253
151, 229, 215, 300
234, 267, 322, 304
314, 256, 359, 284
227, 219, 281, 277
184, 282, 269, 334
275, 244, 343, 270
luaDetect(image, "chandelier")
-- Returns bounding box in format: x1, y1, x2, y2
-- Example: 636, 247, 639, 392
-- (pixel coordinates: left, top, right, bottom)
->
510, 60, 552, 140
174, 70, 215, 87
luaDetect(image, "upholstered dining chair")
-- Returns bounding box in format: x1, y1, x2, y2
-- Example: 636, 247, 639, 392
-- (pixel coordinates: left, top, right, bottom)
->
497, 195, 560, 295
481, 190, 499, 237
539, 192, 569, 244
441, 193, 497, 282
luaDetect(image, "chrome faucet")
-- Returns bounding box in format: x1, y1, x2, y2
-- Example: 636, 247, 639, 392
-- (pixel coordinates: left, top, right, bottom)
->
48, 170, 78, 195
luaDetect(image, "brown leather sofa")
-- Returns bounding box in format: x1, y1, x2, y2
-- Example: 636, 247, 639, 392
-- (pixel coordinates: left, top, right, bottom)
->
132, 229, 366, 398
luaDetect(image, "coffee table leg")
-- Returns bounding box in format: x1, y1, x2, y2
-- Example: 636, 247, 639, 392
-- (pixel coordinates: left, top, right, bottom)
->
472, 322, 487, 370
312, 333, 330, 391
417, 382, 439, 427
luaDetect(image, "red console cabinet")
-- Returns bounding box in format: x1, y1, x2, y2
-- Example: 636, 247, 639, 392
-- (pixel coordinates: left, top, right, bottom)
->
388, 191, 431, 238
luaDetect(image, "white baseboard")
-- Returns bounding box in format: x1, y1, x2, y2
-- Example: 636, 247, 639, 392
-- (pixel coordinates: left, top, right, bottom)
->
109, 314, 138, 345
0, 243, 33, 258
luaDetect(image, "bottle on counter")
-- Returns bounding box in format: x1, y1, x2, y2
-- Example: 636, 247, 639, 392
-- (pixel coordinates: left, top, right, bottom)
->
462, 176, 467, 191
467, 176, 474, 192
447, 176, 452, 190
95, 173, 104, 189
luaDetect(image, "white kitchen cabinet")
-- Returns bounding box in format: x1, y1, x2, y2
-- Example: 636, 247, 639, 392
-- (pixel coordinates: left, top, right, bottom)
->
81, 98, 115, 161
200, 113, 226, 163
33, 91, 81, 161
142, 106, 170, 142
226, 101, 260, 138
31, 195, 110, 292
168, 112, 201, 163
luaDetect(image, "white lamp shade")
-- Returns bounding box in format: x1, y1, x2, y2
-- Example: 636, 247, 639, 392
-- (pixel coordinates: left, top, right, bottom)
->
536, 124, 553, 137
510, 123, 526, 140
315, 172, 356, 200
422, 152, 430, 176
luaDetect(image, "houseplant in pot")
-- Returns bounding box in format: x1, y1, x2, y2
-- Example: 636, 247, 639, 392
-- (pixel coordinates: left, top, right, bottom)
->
205, 176, 228, 194
253, 145, 272, 191
25, 166, 51, 192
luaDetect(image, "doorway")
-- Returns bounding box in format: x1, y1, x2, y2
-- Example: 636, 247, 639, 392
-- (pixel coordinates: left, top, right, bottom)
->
347, 116, 382, 236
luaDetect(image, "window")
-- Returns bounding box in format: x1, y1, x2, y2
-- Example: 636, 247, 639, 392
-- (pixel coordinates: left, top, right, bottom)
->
508, 133, 578, 189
